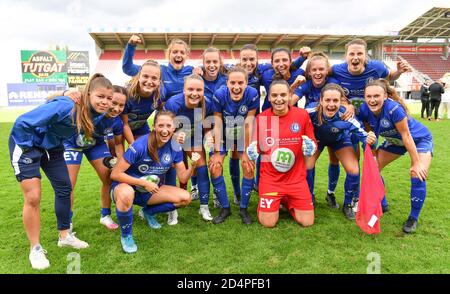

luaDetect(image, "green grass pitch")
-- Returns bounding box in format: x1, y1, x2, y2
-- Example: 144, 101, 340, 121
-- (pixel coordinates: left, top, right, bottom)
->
0, 107, 448, 273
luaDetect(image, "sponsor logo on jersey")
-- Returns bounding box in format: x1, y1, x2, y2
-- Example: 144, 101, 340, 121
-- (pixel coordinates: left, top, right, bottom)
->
342, 87, 350, 96
271, 148, 295, 173
331, 127, 339, 133
138, 164, 150, 173
265, 137, 275, 147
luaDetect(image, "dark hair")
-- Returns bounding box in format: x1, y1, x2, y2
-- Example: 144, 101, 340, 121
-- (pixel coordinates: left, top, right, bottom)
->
227, 65, 248, 83
269, 79, 290, 92
147, 110, 176, 164
317, 83, 348, 126
345, 38, 368, 65
239, 44, 260, 78
365, 79, 409, 115
113, 85, 128, 96
271, 48, 298, 80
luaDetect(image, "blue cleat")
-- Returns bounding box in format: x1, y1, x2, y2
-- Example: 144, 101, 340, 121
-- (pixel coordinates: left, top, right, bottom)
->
141, 209, 162, 229
121, 235, 137, 253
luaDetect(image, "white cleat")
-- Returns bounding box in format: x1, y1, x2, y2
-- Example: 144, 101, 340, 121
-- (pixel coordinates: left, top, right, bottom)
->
100, 215, 119, 230
29, 245, 50, 270
167, 209, 178, 225
58, 232, 89, 249
199, 204, 213, 221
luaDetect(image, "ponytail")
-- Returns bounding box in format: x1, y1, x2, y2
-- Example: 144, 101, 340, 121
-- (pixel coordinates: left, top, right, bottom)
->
74, 73, 113, 140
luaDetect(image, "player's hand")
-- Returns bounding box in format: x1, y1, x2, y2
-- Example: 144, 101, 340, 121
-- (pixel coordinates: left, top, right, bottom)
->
191, 152, 200, 168
208, 152, 222, 170
103, 156, 118, 169
290, 75, 306, 91
299, 46, 311, 59
144, 181, 159, 194
128, 34, 142, 46
193, 67, 204, 76
410, 162, 428, 181
176, 131, 186, 145
365, 131, 376, 146
397, 59, 411, 73
66, 90, 81, 104
302, 135, 316, 157
246, 141, 259, 161
341, 104, 355, 121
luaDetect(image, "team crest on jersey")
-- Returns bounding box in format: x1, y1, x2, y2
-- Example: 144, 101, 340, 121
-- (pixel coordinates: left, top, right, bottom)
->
162, 153, 171, 164
331, 127, 339, 133
365, 77, 374, 85
381, 119, 391, 128
238, 105, 248, 115
22, 157, 33, 164
104, 128, 113, 135
290, 122, 300, 133
271, 148, 295, 173
138, 164, 150, 173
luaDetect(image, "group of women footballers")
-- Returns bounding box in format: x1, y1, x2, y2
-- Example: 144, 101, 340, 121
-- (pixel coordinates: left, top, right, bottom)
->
9, 35, 433, 269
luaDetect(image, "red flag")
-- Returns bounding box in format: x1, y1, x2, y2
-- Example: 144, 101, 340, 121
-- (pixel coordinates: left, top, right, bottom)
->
356, 145, 385, 234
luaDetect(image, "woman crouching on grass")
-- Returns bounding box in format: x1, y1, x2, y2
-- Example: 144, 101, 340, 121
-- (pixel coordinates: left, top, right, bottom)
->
110, 110, 199, 253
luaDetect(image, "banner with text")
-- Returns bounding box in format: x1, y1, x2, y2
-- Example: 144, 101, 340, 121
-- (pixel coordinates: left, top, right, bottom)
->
67, 50, 90, 87
21, 50, 68, 83
7, 83, 67, 106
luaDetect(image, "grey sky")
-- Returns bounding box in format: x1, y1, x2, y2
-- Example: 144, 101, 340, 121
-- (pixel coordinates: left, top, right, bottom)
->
0, 0, 448, 104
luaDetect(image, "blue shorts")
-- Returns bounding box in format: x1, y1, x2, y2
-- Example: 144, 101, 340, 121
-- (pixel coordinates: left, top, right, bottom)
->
318, 136, 354, 153
9, 135, 70, 183
379, 136, 434, 156
110, 181, 152, 207
63, 141, 111, 165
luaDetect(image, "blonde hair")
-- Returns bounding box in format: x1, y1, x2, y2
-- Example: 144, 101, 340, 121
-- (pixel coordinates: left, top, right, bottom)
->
167, 39, 190, 57
127, 60, 162, 110
365, 79, 410, 115
305, 52, 331, 80
74, 73, 113, 140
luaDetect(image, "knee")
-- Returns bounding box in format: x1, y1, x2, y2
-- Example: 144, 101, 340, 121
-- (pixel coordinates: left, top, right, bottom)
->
177, 190, 192, 207
346, 165, 359, 175
209, 166, 222, 179
258, 216, 277, 228
115, 186, 134, 209
298, 218, 314, 227
24, 191, 41, 208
